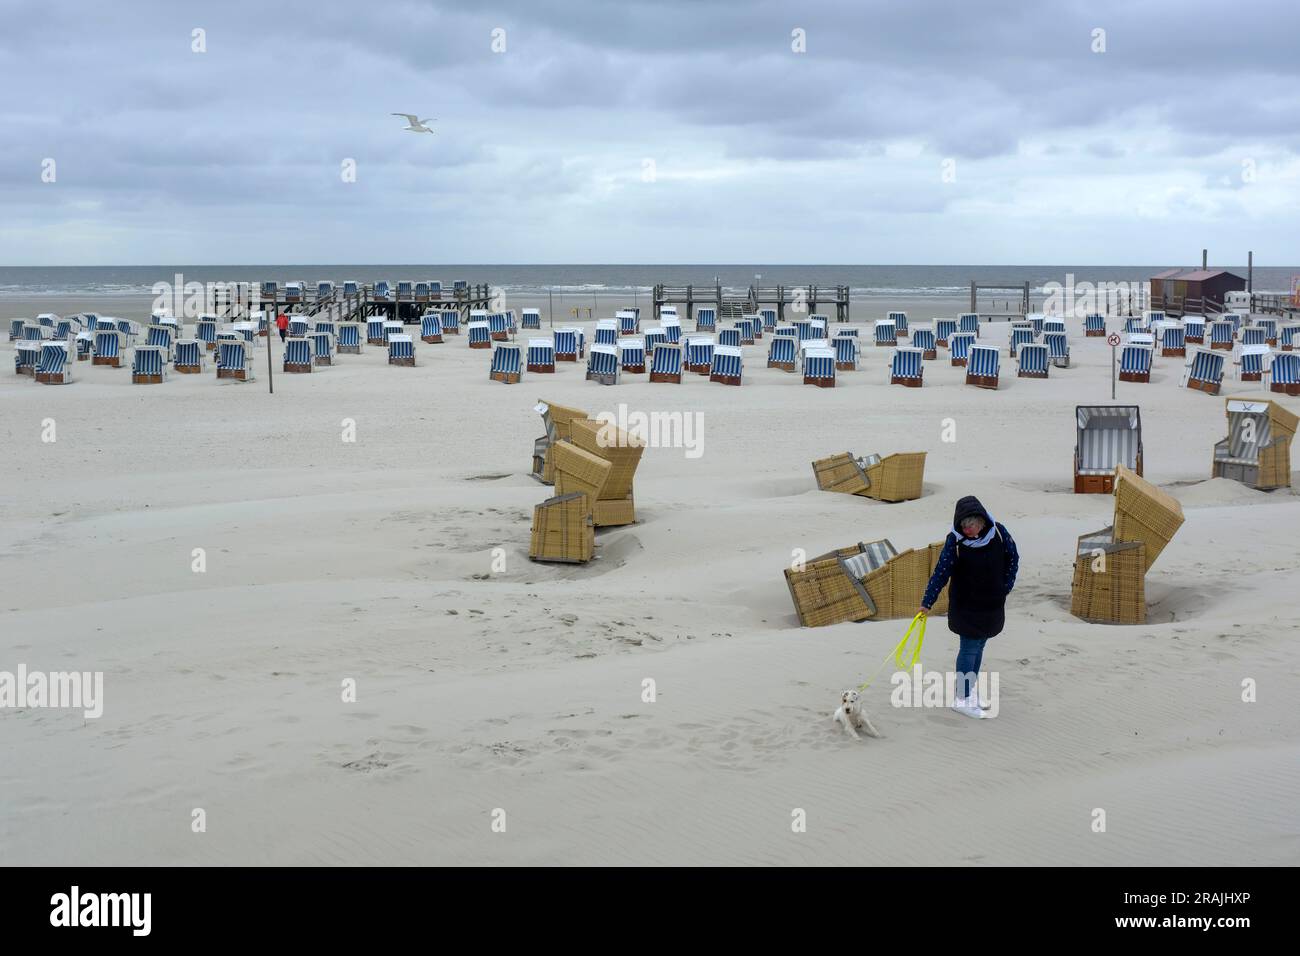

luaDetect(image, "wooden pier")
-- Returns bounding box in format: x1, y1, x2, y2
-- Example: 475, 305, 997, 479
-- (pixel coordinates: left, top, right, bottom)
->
653, 283, 850, 324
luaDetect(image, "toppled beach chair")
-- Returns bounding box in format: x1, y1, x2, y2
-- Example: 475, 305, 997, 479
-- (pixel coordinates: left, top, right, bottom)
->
1084, 313, 1105, 337
490, 343, 522, 384
1074, 405, 1142, 493
420, 313, 444, 343
694, 308, 715, 332
1212, 397, 1296, 490
768, 335, 796, 371
216, 340, 253, 381
811, 451, 926, 502
958, 313, 979, 336
1271, 353, 1300, 396
440, 310, 460, 335
566, 417, 645, 526
388, 334, 415, 366
965, 345, 1000, 388
911, 328, 937, 360
14, 342, 40, 376
1070, 465, 1184, 624
552, 439, 613, 515
531, 399, 589, 483
834, 334, 858, 370
1017, 342, 1049, 378
554, 327, 581, 361
527, 338, 555, 373
585, 344, 618, 385
174, 340, 202, 374
1238, 344, 1269, 382
337, 323, 362, 354
873, 319, 895, 346
949, 332, 975, 366
467, 321, 491, 349
283, 337, 313, 373
935, 319, 956, 348
1184, 349, 1225, 395
1045, 332, 1070, 368
890, 348, 923, 387
35, 341, 73, 384
651, 342, 684, 383
92, 329, 123, 367
709, 344, 742, 386
309, 331, 335, 366
529, 492, 596, 564
1160, 325, 1185, 357
521, 309, 541, 330
1118, 344, 1152, 383
619, 338, 645, 374
685, 336, 714, 374
802, 346, 836, 388
131, 345, 166, 384
784, 536, 950, 627
1209, 320, 1234, 350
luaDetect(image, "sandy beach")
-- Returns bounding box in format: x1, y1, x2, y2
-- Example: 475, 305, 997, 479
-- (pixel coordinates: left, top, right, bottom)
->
2, 303, 1298, 866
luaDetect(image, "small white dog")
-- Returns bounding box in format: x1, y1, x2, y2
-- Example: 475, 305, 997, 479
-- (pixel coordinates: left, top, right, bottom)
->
833, 689, 882, 740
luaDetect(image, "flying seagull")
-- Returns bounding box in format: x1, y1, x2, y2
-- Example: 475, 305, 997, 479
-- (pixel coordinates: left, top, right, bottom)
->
391, 113, 435, 133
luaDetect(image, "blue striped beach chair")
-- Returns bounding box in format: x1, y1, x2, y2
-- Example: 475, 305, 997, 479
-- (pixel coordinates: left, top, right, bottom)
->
834, 334, 858, 370
874, 319, 896, 346
490, 343, 523, 384
35, 341, 73, 384
775, 325, 797, 339
694, 308, 715, 333
337, 323, 362, 354
75, 331, 93, 361
718, 327, 741, 348
1028, 315, 1044, 335
965, 345, 1000, 388
1124, 318, 1145, 334
802, 346, 836, 388
1043, 319, 1067, 336
55, 319, 79, 339
643, 327, 667, 356
343, 280, 360, 297
7, 319, 23, 341
911, 328, 937, 360
1270, 352, 1300, 395
317, 280, 335, 301
453, 280, 468, 295
232, 321, 256, 343
217, 340, 253, 380
1017, 342, 1049, 378
284, 282, 304, 304
958, 313, 979, 335
468, 321, 492, 350
396, 280, 414, 301
414, 281, 431, 303
388, 333, 415, 366
1184, 350, 1224, 395
1084, 313, 1105, 337
618, 310, 640, 335
174, 340, 202, 373
1045, 332, 1070, 368
420, 313, 444, 343
146, 324, 175, 360
650, 342, 683, 383
619, 337, 646, 373
1255, 319, 1278, 345
130, 345, 165, 384
935, 319, 956, 347
809, 318, 826, 342
522, 309, 541, 330
1161, 325, 1186, 357
595, 319, 618, 346
685, 336, 715, 374
374, 280, 392, 301
1238, 344, 1269, 382
115, 319, 138, 345
314, 320, 336, 338
1010, 326, 1035, 357
383, 320, 403, 342
768, 335, 797, 371
1183, 317, 1205, 344
760, 308, 777, 331
289, 316, 309, 337
1119, 344, 1152, 383
662, 315, 683, 344
487, 313, 511, 341
1074, 406, 1142, 492
660, 307, 679, 325
310, 332, 334, 366
366, 318, 387, 346
554, 327, 580, 361
283, 337, 313, 372
888, 312, 908, 337
1209, 320, 1234, 350
428, 280, 442, 300
794, 319, 813, 341
1281, 324, 1300, 351
1240, 326, 1266, 347
736, 317, 756, 344
1221, 312, 1243, 332
890, 348, 923, 388
92, 329, 122, 367
709, 344, 742, 386
82, 313, 101, 331
585, 343, 618, 385
35, 312, 59, 327
440, 310, 460, 335
197, 319, 217, 350
949, 332, 975, 367
261, 281, 277, 301
1143, 310, 1165, 327
527, 338, 556, 373
14, 342, 41, 376
1212, 398, 1297, 489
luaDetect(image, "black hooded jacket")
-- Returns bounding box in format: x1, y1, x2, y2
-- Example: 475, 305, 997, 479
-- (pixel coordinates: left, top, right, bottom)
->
921, 496, 1019, 640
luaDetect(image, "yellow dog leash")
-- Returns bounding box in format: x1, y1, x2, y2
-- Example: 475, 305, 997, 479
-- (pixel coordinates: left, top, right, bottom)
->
857, 612, 927, 691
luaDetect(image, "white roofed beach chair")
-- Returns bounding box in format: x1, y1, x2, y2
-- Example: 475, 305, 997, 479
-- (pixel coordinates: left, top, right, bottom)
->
554, 327, 580, 360
709, 344, 742, 386
596, 319, 618, 346
1270, 352, 1300, 395
1119, 344, 1152, 383
1017, 342, 1049, 378
440, 310, 460, 335
1184, 317, 1206, 344
216, 340, 253, 381
888, 312, 908, 336
958, 313, 979, 335
338, 323, 362, 354
468, 321, 492, 349
802, 346, 836, 388
284, 337, 313, 373
619, 337, 645, 373
935, 319, 956, 347
685, 335, 715, 374
1084, 313, 1105, 337
768, 335, 797, 371
585, 343, 618, 385
949, 332, 975, 366
718, 327, 741, 348
310, 331, 334, 366
911, 328, 937, 360
1161, 324, 1185, 357
1212, 398, 1297, 490
35, 340, 74, 384
834, 334, 858, 370
1184, 349, 1225, 395
174, 340, 202, 373
527, 338, 556, 373
965, 345, 1000, 388
1045, 331, 1070, 367
388, 333, 415, 366
14, 341, 40, 375
92, 328, 123, 367
522, 309, 541, 330
650, 342, 683, 383
874, 319, 896, 346
1209, 320, 1234, 350
890, 348, 923, 388
420, 313, 444, 343
1075, 405, 1142, 493
1238, 344, 1270, 382
491, 343, 523, 384
131, 344, 165, 384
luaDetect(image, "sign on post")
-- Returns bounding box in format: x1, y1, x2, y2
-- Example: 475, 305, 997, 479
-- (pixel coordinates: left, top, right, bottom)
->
1108, 332, 1121, 398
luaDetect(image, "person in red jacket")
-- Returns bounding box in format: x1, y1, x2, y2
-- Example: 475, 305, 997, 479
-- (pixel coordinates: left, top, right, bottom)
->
275, 310, 289, 342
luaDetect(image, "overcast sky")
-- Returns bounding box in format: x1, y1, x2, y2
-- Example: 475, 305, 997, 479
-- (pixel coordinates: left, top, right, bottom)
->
2, 0, 1297, 265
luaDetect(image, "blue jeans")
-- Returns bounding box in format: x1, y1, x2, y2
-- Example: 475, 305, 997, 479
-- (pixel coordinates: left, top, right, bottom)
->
955, 637, 986, 699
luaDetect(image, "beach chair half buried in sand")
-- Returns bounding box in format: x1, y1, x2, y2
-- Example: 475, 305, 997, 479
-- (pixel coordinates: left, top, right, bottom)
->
650, 342, 684, 384
527, 338, 555, 373
420, 313, 443, 343
911, 328, 937, 360
802, 346, 836, 388
216, 340, 253, 381
531, 399, 589, 483
283, 337, 313, 373
890, 348, 923, 387
965, 345, 1000, 388
1183, 349, 1225, 395
131, 344, 166, 384
811, 452, 926, 502
1118, 343, 1152, 383
1074, 405, 1142, 493
1212, 398, 1297, 490
388, 334, 415, 366
1271, 352, 1300, 396
949, 331, 975, 367
684, 336, 714, 374
337, 323, 362, 354
585, 343, 618, 385
709, 344, 742, 386
34, 340, 74, 384
1070, 465, 1184, 625
619, 338, 645, 374
490, 343, 523, 384
529, 492, 596, 564
1017, 342, 1049, 379
174, 340, 202, 374
785, 537, 950, 626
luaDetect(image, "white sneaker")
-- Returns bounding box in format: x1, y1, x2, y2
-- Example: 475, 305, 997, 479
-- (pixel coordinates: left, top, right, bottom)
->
951, 696, 989, 719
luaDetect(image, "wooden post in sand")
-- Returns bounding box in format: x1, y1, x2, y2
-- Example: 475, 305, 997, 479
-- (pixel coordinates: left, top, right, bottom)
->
265, 300, 275, 395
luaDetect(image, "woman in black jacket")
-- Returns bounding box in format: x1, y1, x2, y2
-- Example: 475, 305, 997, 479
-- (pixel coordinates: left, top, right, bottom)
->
918, 495, 1019, 719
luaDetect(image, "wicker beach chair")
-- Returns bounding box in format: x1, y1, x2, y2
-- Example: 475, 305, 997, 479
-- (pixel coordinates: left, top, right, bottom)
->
531, 400, 589, 483
784, 534, 949, 627
811, 451, 926, 503
1211, 397, 1297, 490
529, 492, 596, 564
565, 417, 645, 527
1074, 405, 1142, 493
